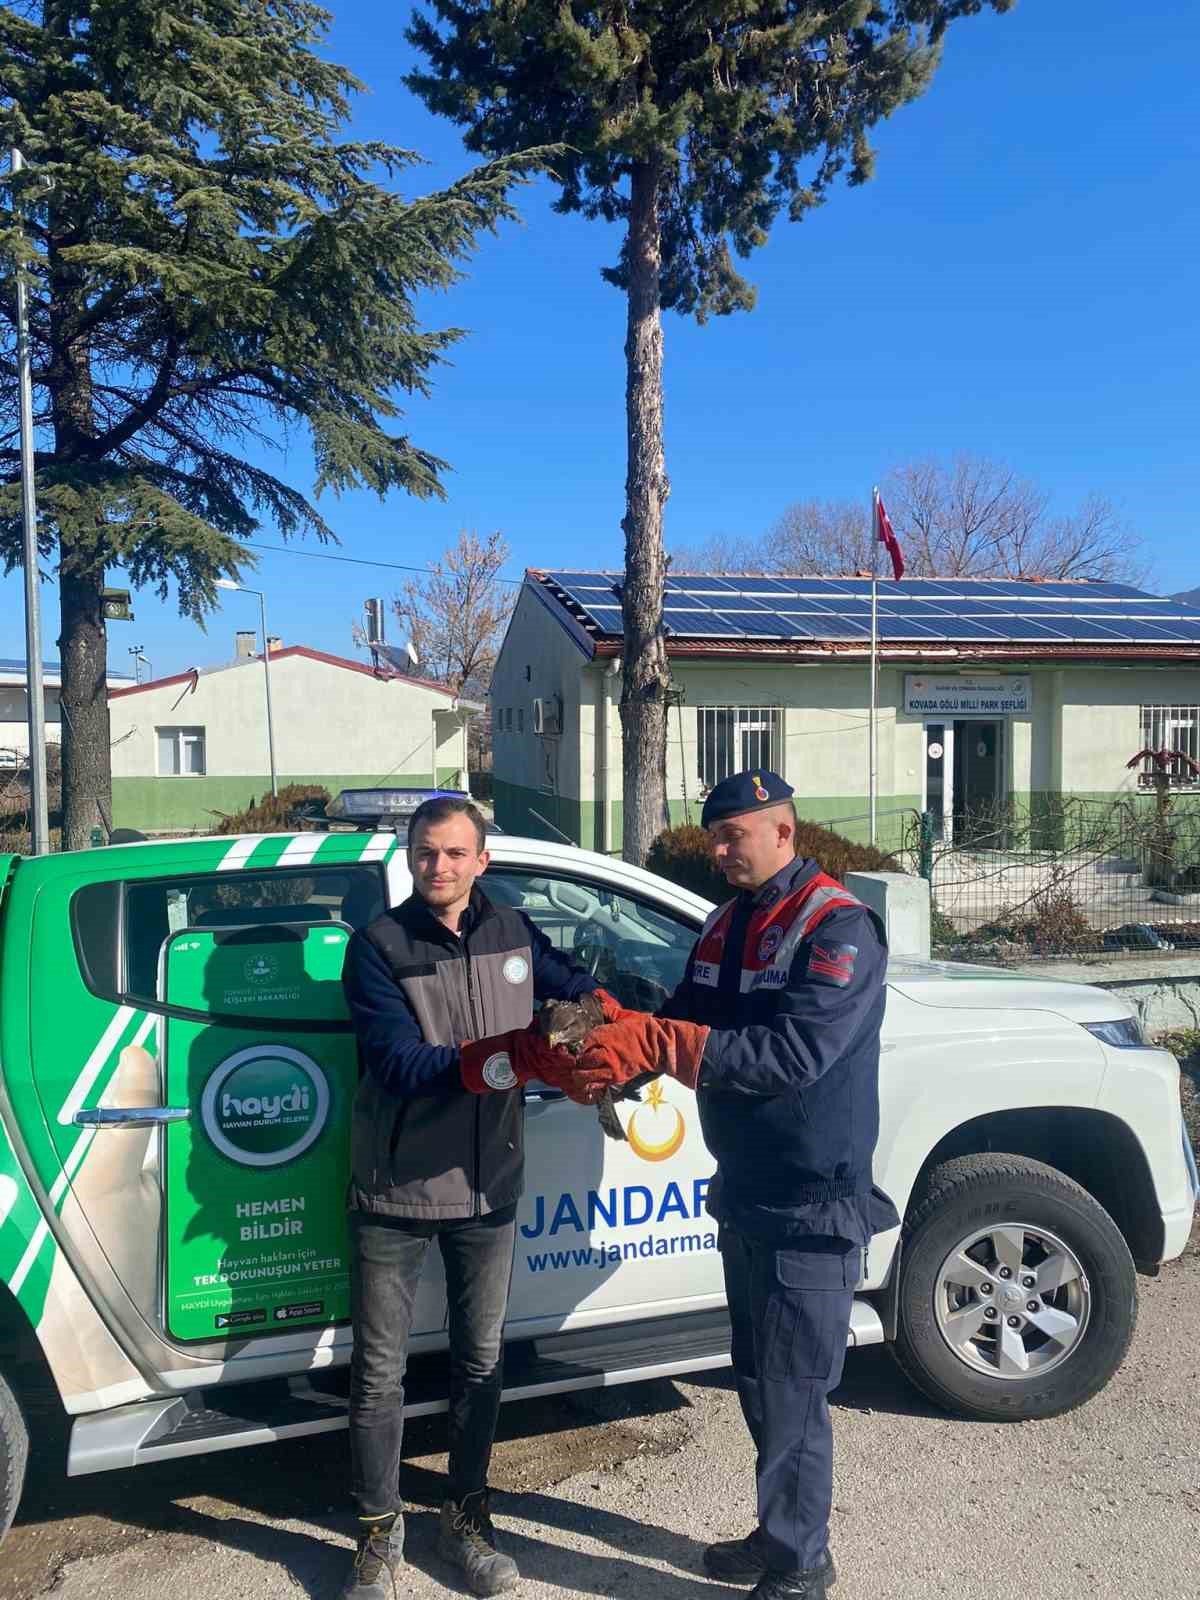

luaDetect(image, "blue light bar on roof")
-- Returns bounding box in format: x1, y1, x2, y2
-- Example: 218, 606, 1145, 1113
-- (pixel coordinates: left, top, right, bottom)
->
326, 786, 469, 823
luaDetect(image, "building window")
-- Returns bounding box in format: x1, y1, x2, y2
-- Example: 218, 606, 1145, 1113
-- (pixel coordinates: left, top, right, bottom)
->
157, 725, 206, 776
1139, 706, 1200, 786
696, 706, 782, 791
517, 707, 525, 733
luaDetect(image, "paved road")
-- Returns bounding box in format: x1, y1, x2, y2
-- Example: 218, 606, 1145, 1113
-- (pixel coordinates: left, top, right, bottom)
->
6, 1227, 1198, 1600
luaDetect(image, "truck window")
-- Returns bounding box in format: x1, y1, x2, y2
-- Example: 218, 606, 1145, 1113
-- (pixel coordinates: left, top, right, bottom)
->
71, 864, 386, 1006
485, 867, 695, 1013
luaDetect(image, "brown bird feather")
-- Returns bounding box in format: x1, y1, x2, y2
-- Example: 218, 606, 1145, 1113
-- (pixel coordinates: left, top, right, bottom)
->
536, 993, 634, 1140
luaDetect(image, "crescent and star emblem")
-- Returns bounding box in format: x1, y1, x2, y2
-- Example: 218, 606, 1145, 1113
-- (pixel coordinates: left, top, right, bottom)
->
625, 1079, 686, 1163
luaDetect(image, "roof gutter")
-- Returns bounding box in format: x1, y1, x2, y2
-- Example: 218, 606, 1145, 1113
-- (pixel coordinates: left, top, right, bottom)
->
590, 639, 1200, 665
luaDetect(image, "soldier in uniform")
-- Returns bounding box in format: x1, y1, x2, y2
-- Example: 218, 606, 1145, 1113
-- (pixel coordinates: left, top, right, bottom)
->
569, 770, 900, 1600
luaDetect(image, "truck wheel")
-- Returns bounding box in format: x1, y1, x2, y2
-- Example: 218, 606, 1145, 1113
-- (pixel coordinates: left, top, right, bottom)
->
0, 1365, 30, 1544
891, 1154, 1137, 1422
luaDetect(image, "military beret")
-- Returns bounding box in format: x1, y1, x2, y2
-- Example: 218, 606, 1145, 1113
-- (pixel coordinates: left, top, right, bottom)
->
701, 769, 795, 829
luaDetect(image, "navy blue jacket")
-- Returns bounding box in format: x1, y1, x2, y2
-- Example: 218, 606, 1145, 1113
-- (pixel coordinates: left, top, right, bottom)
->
663, 857, 899, 1242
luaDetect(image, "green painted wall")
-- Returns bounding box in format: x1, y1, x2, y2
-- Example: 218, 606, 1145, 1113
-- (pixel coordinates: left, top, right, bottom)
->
493, 778, 593, 847
112, 773, 436, 832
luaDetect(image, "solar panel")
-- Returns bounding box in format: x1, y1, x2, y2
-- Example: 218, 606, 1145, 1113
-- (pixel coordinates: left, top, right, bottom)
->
661, 612, 745, 637
665, 577, 738, 595
875, 616, 954, 640
1127, 620, 1200, 643
807, 616, 873, 640
543, 571, 1200, 650
753, 615, 818, 640
1035, 616, 1132, 642
549, 572, 615, 593
719, 576, 796, 595
993, 618, 1075, 641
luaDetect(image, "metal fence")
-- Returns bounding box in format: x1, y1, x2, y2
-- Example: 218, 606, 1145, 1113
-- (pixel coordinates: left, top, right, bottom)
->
903, 797, 1200, 961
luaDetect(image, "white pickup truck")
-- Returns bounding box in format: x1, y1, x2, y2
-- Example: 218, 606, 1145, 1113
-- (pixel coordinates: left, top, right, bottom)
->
0, 828, 1195, 1543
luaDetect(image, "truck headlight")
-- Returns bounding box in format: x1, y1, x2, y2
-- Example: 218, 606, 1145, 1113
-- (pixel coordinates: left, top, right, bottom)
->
1083, 1017, 1145, 1049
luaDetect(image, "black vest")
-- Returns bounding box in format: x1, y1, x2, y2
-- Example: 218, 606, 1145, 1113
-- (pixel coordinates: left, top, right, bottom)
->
350, 889, 535, 1220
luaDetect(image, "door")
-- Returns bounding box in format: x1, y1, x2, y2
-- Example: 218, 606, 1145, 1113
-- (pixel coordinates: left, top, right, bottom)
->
923, 722, 951, 842
484, 864, 720, 1332
31, 850, 447, 1362
953, 720, 1003, 845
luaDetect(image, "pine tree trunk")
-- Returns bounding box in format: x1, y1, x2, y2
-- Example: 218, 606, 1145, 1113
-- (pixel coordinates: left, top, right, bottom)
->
58, 564, 112, 850
619, 156, 671, 867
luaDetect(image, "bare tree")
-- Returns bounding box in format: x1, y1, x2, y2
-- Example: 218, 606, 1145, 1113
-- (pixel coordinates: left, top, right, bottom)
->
394, 530, 515, 697
675, 456, 1146, 583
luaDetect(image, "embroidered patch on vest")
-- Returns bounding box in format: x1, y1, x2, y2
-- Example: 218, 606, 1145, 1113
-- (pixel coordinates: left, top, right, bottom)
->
502, 955, 529, 985
482, 1052, 518, 1089
757, 924, 784, 962
808, 942, 858, 987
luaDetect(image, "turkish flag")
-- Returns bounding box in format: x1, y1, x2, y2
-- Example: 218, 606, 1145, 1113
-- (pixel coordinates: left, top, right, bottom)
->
875, 492, 905, 581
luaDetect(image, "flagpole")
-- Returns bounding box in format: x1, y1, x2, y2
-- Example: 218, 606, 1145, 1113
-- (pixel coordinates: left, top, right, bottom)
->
869, 485, 878, 848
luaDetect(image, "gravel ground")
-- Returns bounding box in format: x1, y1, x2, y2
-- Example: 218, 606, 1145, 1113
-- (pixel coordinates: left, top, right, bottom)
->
5, 1220, 1197, 1600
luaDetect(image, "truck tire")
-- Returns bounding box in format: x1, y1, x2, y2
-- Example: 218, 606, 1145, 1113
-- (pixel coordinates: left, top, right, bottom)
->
891, 1154, 1137, 1422
0, 1365, 30, 1544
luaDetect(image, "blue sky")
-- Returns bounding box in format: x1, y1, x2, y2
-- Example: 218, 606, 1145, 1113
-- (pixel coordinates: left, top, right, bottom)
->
4, 0, 1198, 680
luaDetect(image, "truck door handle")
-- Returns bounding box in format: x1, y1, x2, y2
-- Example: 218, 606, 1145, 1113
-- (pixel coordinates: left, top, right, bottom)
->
523, 1086, 566, 1107
72, 1107, 191, 1128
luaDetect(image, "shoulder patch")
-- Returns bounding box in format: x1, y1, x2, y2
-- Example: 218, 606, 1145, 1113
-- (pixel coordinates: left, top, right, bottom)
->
807, 941, 858, 988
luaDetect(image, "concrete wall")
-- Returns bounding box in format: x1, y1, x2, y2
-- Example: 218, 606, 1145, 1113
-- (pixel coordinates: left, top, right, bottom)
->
490, 587, 593, 843
1055, 664, 1200, 798
108, 651, 468, 831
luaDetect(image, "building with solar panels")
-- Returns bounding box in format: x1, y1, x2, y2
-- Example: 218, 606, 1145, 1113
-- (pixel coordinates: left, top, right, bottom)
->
489, 570, 1200, 852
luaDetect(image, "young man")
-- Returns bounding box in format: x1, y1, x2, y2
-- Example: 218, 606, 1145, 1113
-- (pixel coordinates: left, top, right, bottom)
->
340, 796, 604, 1599
567, 770, 900, 1600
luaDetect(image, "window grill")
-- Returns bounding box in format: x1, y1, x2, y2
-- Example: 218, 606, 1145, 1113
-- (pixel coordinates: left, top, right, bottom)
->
1138, 706, 1200, 787
696, 706, 781, 791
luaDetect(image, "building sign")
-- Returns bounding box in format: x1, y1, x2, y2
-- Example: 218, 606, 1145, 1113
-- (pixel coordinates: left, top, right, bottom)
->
905, 674, 1031, 717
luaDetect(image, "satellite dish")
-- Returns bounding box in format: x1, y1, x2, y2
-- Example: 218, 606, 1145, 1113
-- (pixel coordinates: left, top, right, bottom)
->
374, 640, 421, 674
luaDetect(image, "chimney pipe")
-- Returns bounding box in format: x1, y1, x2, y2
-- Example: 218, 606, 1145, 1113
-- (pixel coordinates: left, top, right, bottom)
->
235, 630, 256, 661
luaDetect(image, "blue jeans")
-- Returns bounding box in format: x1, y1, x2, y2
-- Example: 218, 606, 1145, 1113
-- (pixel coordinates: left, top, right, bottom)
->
720, 1224, 859, 1572
348, 1206, 517, 1519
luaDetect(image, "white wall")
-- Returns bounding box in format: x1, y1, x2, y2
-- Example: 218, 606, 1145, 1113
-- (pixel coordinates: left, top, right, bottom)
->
109, 651, 465, 781
0, 684, 62, 761
491, 586, 590, 801
1055, 664, 1200, 794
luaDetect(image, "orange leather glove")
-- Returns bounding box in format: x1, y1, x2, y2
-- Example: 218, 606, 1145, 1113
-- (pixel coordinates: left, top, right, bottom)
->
594, 987, 642, 1024
460, 1025, 575, 1094
568, 1016, 710, 1102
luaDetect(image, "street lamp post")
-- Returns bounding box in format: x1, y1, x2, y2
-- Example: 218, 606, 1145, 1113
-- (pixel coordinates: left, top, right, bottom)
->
12, 148, 49, 855
216, 580, 278, 797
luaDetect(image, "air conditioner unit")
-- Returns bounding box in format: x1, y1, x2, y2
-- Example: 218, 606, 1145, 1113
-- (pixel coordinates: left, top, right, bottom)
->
532, 695, 562, 736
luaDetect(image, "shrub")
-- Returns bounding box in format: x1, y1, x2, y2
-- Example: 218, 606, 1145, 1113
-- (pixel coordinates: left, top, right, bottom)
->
212, 784, 332, 836
930, 902, 960, 949
646, 817, 898, 903
979, 893, 1097, 956
791, 820, 897, 883
645, 825, 726, 903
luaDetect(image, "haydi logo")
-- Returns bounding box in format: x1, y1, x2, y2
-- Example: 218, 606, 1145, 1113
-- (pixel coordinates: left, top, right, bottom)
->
221, 1082, 311, 1124
201, 1046, 330, 1169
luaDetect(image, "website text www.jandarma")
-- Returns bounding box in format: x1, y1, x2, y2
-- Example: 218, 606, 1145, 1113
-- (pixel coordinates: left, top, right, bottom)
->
525, 1228, 717, 1273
